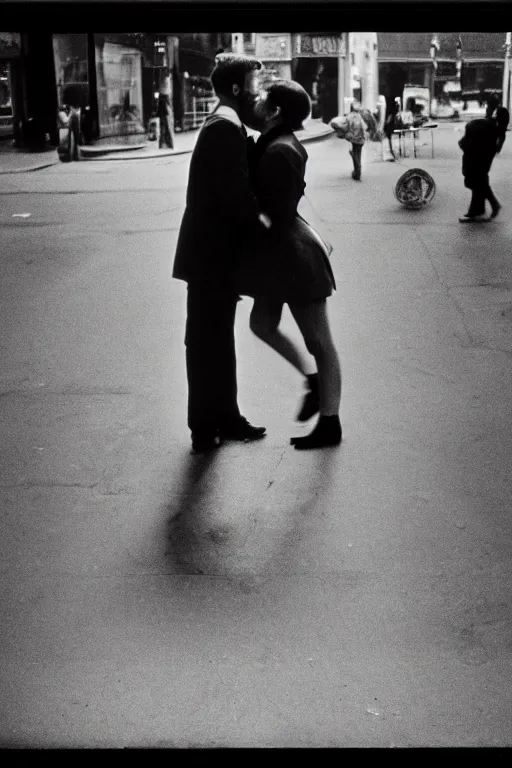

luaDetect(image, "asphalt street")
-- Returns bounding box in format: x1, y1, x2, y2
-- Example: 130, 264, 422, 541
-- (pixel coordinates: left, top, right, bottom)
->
1, 124, 512, 747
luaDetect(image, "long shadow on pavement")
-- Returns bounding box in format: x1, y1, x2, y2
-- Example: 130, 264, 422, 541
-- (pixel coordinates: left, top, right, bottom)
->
165, 440, 342, 584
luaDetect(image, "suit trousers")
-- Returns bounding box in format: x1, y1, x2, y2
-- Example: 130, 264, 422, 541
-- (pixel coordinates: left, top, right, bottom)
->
185, 283, 241, 436
465, 174, 499, 217
350, 143, 363, 179
159, 111, 174, 149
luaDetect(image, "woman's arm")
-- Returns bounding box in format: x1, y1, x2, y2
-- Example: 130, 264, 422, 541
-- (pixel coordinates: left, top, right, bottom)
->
257, 146, 304, 233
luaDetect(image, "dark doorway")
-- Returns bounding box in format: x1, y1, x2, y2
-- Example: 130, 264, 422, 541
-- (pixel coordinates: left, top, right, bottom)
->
379, 62, 407, 112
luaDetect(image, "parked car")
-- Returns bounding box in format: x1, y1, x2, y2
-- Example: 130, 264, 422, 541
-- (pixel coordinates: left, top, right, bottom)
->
403, 84, 431, 121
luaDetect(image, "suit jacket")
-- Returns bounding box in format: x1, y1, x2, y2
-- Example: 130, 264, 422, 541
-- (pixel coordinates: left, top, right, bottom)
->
236, 124, 336, 303
459, 117, 499, 179
172, 113, 263, 290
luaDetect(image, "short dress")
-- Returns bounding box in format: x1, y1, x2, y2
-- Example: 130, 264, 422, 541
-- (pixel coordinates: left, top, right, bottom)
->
235, 124, 336, 305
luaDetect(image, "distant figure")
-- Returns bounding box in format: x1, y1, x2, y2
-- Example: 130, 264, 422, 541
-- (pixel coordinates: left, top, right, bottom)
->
458, 107, 509, 222
157, 93, 174, 149
495, 106, 509, 154
329, 100, 367, 180
375, 94, 387, 135
384, 99, 401, 161
485, 94, 500, 119
360, 106, 379, 141
158, 72, 174, 149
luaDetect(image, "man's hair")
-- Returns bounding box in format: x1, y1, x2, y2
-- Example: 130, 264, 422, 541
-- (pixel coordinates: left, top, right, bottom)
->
265, 79, 311, 131
210, 54, 262, 97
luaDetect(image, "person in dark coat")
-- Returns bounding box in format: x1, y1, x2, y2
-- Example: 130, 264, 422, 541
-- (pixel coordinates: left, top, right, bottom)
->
237, 80, 342, 450
458, 106, 509, 222
495, 106, 509, 154
384, 99, 401, 161
157, 73, 174, 149
485, 94, 500, 119
172, 54, 269, 453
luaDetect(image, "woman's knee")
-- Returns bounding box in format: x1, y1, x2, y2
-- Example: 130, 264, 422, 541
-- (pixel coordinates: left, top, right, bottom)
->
302, 332, 326, 357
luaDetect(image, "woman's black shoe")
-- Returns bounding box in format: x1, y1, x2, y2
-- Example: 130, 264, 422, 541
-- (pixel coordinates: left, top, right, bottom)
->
220, 416, 266, 442
291, 415, 342, 450
191, 434, 222, 454
296, 373, 320, 422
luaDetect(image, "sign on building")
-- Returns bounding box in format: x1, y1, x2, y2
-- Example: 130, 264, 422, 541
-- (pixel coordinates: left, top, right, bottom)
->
256, 34, 291, 60
298, 34, 345, 58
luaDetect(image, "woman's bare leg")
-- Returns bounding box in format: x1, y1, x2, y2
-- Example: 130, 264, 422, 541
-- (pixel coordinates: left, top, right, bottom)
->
250, 297, 316, 376
289, 299, 341, 416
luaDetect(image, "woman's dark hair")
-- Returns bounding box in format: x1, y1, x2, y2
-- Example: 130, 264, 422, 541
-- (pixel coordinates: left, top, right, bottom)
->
210, 54, 262, 97
265, 79, 311, 131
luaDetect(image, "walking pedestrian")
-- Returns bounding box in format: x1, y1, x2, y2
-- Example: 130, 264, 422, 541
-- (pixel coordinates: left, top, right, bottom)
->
172, 54, 269, 453
157, 93, 174, 149
485, 93, 500, 119
495, 106, 509, 154
458, 106, 509, 222
346, 101, 367, 180
157, 71, 174, 149
360, 105, 379, 141
330, 100, 367, 179
383, 99, 401, 161
237, 80, 342, 449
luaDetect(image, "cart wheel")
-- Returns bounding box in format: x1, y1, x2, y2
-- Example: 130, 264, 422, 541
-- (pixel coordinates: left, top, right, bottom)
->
394, 168, 436, 208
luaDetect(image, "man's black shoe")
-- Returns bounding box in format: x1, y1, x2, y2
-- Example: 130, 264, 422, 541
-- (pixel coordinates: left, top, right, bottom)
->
220, 416, 266, 442
191, 434, 222, 454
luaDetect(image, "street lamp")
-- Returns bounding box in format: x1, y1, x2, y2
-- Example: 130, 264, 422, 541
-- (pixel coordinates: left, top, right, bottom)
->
429, 34, 440, 112
455, 35, 462, 82
430, 34, 440, 69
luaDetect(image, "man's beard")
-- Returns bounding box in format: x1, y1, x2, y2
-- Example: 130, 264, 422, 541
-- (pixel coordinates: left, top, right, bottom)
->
237, 92, 266, 132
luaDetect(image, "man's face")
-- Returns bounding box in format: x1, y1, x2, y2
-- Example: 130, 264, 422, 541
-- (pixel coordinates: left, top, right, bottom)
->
244, 70, 259, 98
234, 71, 263, 129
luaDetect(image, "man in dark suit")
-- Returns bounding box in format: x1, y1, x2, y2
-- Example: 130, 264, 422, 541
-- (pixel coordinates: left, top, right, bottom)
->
173, 54, 269, 453
459, 106, 509, 222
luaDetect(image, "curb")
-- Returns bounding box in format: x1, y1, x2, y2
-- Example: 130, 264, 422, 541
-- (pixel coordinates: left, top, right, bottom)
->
1, 129, 335, 172
79, 128, 334, 162
302, 129, 335, 145
79, 147, 194, 162
0, 159, 60, 175
79, 142, 148, 158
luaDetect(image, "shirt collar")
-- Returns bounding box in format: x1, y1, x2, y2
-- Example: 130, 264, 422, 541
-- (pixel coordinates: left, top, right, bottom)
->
214, 105, 243, 128
256, 123, 292, 152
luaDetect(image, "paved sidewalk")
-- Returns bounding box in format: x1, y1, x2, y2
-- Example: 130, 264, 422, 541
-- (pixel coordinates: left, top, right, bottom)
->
0, 118, 333, 173
1, 133, 512, 748
0, 144, 61, 175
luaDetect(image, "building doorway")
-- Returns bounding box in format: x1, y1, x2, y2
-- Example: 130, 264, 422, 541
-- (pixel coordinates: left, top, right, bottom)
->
379, 62, 408, 112
295, 56, 339, 122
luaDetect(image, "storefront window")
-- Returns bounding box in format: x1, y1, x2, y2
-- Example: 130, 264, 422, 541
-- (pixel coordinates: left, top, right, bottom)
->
53, 34, 89, 108
94, 36, 144, 138
0, 60, 14, 138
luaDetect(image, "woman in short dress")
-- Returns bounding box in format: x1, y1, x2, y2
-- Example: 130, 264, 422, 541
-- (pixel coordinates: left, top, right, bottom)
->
237, 80, 342, 449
